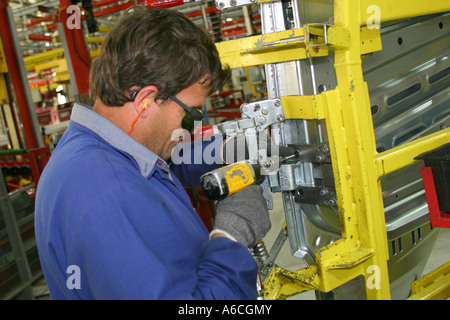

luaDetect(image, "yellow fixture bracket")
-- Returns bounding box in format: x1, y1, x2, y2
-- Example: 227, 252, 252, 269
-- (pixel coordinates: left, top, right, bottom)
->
408, 260, 450, 300
0, 37, 8, 74
216, 23, 382, 69
216, 27, 327, 69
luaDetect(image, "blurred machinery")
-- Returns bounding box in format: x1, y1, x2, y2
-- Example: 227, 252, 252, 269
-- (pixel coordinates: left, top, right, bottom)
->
208, 89, 246, 121
203, 0, 450, 300
245, 65, 267, 98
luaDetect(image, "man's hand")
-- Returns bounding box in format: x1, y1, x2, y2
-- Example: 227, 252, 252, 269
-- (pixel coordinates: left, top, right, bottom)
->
210, 185, 271, 248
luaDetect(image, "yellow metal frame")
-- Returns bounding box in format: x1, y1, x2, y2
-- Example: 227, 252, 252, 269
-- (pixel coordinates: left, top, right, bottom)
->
216, 0, 450, 300
23, 48, 65, 72
408, 261, 450, 300
216, 24, 382, 69
0, 37, 8, 104
0, 74, 8, 104
0, 36, 8, 74
359, 0, 450, 23
216, 28, 328, 69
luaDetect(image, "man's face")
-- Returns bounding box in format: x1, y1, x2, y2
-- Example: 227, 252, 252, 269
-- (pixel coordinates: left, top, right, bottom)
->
142, 81, 210, 160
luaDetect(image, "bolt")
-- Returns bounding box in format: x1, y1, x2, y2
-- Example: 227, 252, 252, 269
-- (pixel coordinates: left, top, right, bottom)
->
217, 1, 225, 9
276, 114, 285, 122
265, 160, 274, 168
274, 100, 281, 107
253, 104, 261, 112
261, 108, 269, 115
316, 155, 323, 162
230, 0, 237, 6
256, 115, 266, 125
320, 188, 328, 196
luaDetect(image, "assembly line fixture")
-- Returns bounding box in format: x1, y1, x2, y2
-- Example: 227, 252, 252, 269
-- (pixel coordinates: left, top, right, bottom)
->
215, 0, 450, 300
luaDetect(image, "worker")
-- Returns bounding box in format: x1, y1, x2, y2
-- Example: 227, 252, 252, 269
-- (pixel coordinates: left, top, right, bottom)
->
34, 6, 271, 300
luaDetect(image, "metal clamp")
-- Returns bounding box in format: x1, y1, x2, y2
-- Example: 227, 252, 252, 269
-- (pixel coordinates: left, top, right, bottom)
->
240, 98, 285, 132
217, 98, 285, 135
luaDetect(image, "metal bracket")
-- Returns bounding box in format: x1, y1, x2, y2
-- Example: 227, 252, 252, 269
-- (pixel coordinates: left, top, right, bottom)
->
240, 98, 285, 132
288, 143, 331, 164
217, 98, 285, 169
294, 186, 337, 207
218, 99, 285, 134
269, 163, 304, 191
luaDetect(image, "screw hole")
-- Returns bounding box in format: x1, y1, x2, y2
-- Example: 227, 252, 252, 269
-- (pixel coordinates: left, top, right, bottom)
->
318, 84, 327, 93
397, 37, 403, 45
439, 22, 443, 29
371, 105, 379, 115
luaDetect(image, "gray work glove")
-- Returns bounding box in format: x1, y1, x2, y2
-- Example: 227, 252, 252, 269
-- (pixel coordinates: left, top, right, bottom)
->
210, 185, 271, 248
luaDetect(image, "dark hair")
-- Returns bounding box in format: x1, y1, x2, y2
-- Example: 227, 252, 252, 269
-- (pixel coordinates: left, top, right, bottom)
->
89, 6, 230, 106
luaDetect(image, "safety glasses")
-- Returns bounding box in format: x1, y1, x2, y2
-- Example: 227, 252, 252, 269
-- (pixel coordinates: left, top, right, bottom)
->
129, 88, 205, 132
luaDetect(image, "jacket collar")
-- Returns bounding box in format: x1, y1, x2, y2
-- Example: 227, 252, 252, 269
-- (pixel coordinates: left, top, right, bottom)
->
70, 103, 171, 178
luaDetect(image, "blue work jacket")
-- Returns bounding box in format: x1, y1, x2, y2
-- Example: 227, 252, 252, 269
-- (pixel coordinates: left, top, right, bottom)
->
35, 103, 257, 300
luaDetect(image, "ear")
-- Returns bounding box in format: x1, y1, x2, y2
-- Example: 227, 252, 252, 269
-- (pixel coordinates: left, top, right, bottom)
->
132, 85, 159, 117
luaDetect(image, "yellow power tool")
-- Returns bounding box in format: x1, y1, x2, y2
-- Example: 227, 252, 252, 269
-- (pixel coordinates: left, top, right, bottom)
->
200, 161, 262, 201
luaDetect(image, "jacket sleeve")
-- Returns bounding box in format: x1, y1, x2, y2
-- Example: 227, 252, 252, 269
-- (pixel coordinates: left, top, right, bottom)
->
170, 134, 224, 189
195, 238, 258, 299
67, 189, 257, 300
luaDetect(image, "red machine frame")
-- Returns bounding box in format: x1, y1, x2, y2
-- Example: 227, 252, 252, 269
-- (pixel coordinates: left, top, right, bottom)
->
421, 166, 450, 228
0, 148, 50, 191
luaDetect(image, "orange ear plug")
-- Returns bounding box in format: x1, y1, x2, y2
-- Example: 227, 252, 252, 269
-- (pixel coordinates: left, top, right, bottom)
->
128, 99, 149, 135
